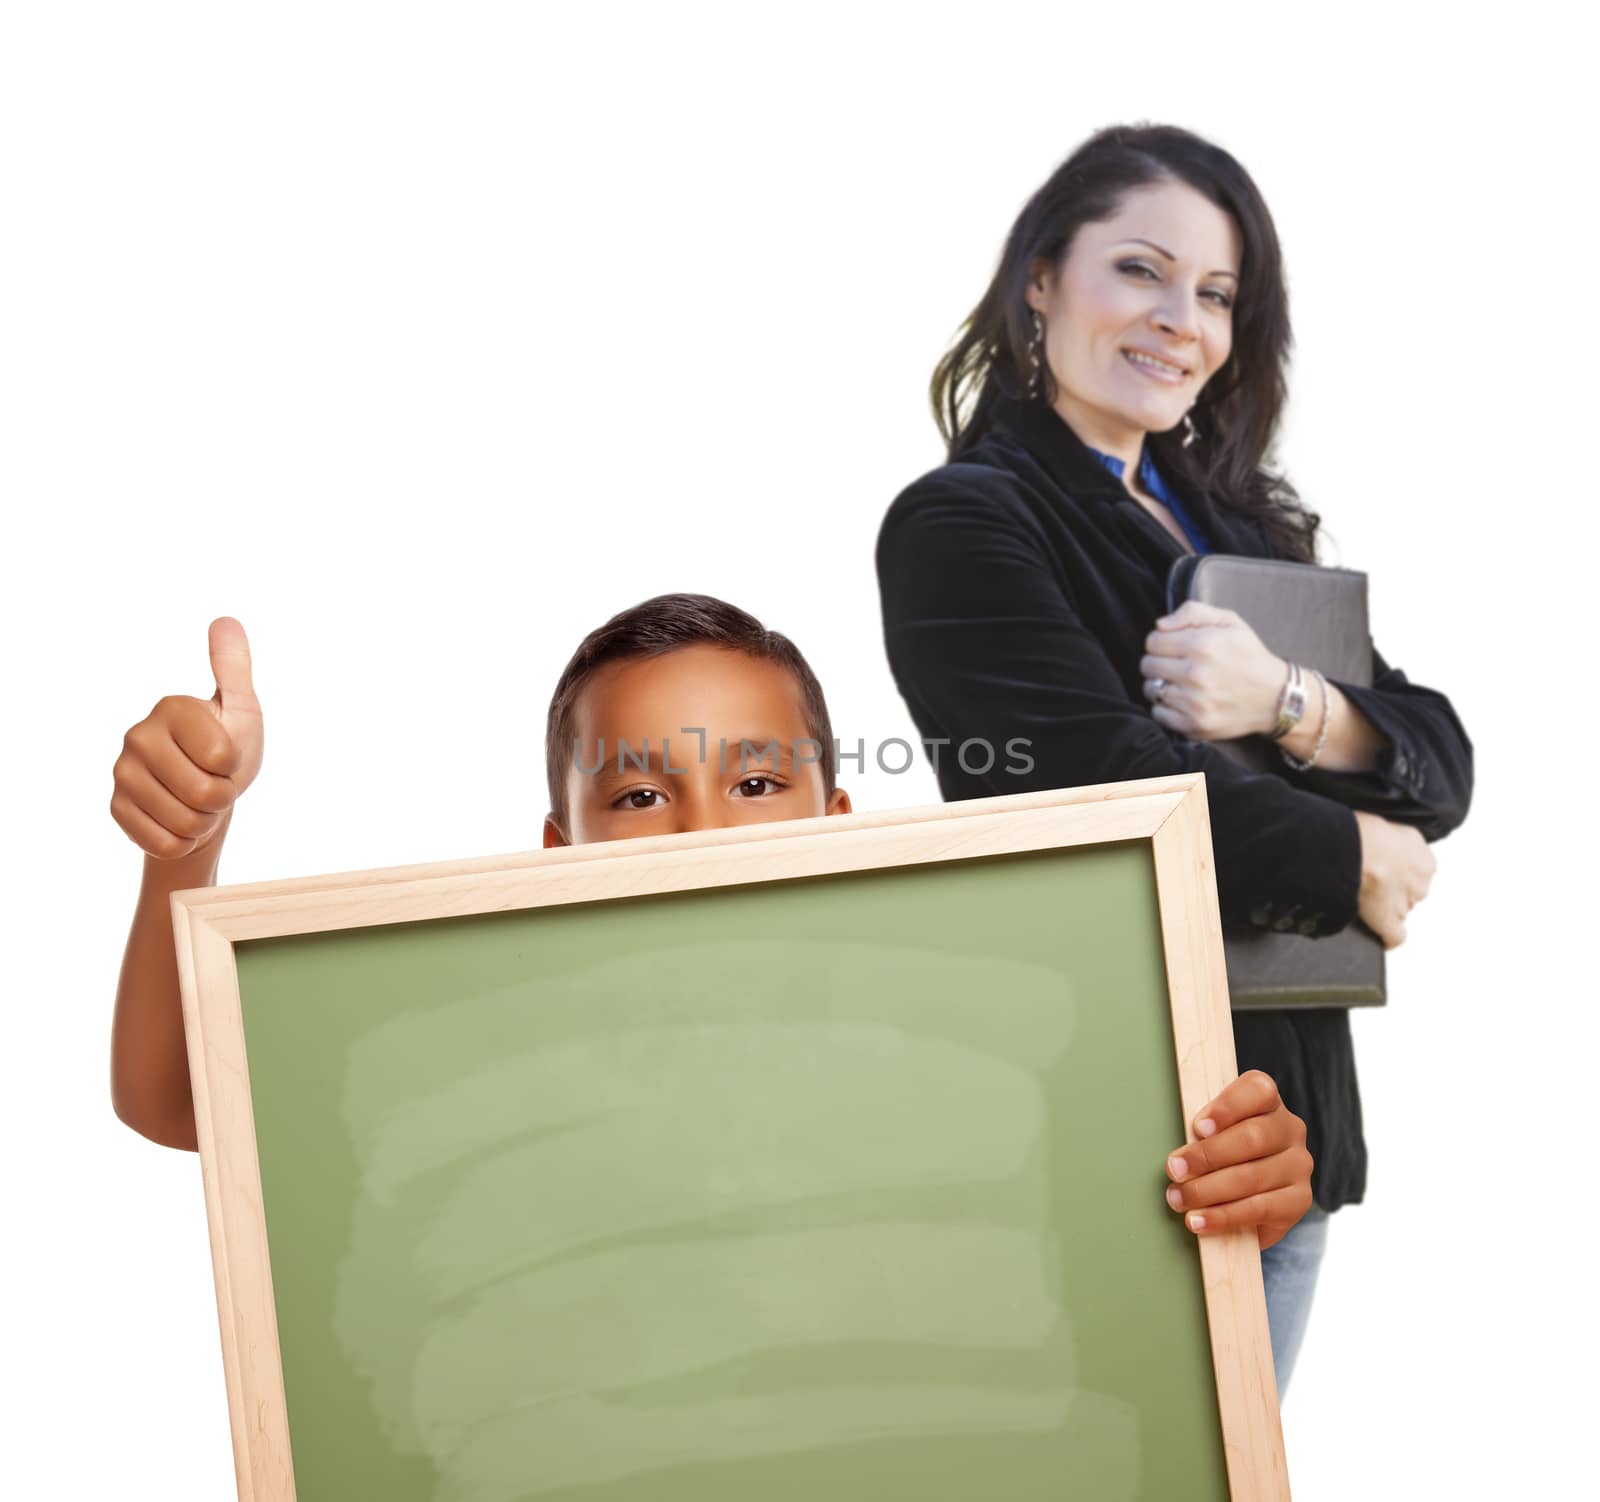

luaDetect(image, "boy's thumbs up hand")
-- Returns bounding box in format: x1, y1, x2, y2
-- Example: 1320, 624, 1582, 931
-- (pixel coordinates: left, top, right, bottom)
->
111, 618, 265, 860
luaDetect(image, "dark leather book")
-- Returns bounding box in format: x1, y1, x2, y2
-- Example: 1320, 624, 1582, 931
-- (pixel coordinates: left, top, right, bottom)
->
1166, 555, 1385, 1010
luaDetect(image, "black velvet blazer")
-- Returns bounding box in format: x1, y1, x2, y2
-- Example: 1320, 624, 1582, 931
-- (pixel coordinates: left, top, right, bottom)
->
876, 396, 1474, 1210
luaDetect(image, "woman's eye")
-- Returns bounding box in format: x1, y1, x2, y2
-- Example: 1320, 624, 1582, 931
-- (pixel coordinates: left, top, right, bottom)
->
1201, 288, 1234, 309
733, 777, 784, 798
614, 788, 665, 810
1118, 259, 1159, 280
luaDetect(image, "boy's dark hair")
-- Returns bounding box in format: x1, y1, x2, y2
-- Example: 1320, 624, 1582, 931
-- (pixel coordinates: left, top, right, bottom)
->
544, 593, 837, 835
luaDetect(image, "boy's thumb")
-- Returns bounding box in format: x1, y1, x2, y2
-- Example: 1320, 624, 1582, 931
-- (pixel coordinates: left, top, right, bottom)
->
208, 616, 257, 712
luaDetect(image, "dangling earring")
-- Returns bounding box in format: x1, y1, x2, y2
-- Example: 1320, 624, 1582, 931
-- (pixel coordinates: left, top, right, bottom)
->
1028, 311, 1045, 397
1182, 411, 1198, 448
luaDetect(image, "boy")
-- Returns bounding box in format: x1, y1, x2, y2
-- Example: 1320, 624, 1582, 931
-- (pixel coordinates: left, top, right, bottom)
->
110, 594, 1313, 1248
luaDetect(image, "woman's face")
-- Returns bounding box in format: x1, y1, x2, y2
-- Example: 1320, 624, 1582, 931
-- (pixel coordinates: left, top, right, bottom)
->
1026, 178, 1242, 452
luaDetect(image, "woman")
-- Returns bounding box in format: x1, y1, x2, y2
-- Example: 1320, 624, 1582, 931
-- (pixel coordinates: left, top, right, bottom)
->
876, 124, 1473, 1395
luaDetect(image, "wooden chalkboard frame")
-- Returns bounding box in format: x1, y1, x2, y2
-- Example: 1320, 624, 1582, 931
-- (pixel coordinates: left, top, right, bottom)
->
172, 772, 1289, 1502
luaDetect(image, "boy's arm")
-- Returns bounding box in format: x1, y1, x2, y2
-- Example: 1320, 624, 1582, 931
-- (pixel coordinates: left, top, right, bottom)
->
110, 831, 230, 1151
109, 619, 263, 1152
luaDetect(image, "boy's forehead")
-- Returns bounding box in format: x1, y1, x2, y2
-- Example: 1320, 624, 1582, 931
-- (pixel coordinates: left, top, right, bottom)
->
570, 645, 809, 739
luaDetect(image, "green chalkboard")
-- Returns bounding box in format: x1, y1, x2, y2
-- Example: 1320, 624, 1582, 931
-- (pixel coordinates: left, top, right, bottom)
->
233, 841, 1229, 1501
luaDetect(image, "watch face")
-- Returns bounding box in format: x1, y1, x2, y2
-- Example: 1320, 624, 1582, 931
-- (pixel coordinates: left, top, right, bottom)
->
1271, 664, 1306, 740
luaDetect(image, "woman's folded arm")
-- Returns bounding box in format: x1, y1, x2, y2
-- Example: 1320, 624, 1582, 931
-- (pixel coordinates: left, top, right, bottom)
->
877, 479, 1363, 937
1287, 648, 1474, 841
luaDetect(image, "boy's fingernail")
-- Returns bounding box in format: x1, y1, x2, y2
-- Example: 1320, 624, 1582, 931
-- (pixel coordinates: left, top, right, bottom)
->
1196, 1118, 1218, 1138
1167, 1156, 1188, 1181
1188, 1213, 1207, 1232
1165, 1186, 1184, 1210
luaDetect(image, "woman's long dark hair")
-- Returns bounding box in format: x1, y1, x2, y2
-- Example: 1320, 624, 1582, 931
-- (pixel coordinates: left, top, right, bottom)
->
932, 123, 1319, 561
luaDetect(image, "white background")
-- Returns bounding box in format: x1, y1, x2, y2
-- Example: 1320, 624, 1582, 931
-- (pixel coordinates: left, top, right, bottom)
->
5, 3, 1594, 1497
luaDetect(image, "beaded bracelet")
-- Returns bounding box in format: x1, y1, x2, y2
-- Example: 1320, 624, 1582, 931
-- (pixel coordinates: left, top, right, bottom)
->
1280, 667, 1331, 771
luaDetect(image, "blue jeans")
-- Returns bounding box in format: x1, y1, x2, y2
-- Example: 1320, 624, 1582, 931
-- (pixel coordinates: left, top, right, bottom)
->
1259, 1205, 1329, 1401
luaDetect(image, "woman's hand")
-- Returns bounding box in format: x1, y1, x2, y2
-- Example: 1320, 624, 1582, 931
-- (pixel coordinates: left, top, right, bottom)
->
1164, 1070, 1314, 1251
1353, 809, 1436, 949
110, 618, 263, 859
1140, 600, 1286, 741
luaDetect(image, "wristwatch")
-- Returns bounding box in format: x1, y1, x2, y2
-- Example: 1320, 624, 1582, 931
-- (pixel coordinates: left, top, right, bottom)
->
1269, 661, 1306, 740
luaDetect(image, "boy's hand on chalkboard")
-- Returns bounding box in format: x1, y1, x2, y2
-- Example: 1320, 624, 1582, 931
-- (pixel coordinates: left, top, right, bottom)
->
110, 618, 264, 860
1163, 1070, 1314, 1252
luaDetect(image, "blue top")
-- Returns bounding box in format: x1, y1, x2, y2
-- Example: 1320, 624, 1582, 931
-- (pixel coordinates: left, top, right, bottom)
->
1089, 445, 1212, 555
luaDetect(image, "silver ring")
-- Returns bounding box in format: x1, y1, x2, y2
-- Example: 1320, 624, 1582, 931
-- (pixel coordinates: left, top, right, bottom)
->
1151, 676, 1169, 703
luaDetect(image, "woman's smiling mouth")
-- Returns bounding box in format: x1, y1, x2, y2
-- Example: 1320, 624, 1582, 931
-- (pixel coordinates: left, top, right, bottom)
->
1122, 348, 1190, 383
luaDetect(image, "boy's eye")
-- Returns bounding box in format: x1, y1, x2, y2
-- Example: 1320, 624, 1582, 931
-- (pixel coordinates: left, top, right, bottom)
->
733, 777, 784, 798
614, 788, 666, 810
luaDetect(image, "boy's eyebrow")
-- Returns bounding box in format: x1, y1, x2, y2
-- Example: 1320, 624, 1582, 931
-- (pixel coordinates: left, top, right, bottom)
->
585, 735, 805, 781
721, 736, 801, 773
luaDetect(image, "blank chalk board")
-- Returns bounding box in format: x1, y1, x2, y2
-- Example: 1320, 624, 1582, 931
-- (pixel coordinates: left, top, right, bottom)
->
174, 776, 1288, 1501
